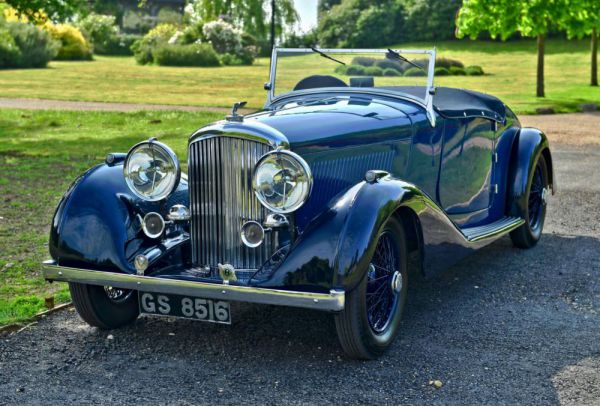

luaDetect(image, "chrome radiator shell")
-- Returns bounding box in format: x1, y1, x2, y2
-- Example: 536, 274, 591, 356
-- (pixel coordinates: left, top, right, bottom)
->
188, 135, 275, 270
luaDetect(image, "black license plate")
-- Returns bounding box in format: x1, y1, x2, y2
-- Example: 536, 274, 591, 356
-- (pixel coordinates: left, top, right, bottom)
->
139, 292, 231, 324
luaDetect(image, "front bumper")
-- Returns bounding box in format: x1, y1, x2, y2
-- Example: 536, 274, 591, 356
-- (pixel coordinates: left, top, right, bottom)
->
42, 261, 345, 312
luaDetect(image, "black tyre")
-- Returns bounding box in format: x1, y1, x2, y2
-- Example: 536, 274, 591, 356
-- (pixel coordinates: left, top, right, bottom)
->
335, 216, 408, 360
69, 282, 139, 329
510, 154, 549, 248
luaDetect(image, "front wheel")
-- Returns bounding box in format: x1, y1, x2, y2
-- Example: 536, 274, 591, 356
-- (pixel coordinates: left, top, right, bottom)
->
69, 282, 139, 329
510, 154, 549, 248
335, 216, 408, 360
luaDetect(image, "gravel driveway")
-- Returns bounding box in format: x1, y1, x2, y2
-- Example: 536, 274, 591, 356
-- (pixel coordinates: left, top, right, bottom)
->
1, 142, 599, 405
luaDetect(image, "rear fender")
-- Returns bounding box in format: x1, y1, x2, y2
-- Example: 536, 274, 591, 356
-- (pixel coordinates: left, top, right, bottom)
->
507, 128, 555, 219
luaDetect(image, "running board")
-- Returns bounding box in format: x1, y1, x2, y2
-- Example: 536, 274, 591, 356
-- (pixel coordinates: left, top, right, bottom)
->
461, 216, 525, 242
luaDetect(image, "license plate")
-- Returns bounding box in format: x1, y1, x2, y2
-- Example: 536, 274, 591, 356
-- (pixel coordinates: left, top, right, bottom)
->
139, 292, 231, 324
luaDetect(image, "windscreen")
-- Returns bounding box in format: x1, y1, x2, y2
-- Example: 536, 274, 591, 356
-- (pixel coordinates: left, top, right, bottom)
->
272, 49, 433, 102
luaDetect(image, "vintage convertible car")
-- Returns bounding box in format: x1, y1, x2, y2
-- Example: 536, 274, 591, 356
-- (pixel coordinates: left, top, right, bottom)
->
43, 48, 554, 359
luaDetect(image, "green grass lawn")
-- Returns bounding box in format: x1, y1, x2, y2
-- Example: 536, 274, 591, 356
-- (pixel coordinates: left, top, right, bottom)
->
0, 39, 598, 114
0, 109, 222, 326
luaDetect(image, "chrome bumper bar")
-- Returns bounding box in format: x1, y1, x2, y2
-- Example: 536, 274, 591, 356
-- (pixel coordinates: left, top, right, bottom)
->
42, 261, 345, 312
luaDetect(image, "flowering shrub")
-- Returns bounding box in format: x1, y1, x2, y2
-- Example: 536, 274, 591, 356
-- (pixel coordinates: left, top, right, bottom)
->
202, 20, 255, 65
76, 13, 118, 55
45, 23, 92, 60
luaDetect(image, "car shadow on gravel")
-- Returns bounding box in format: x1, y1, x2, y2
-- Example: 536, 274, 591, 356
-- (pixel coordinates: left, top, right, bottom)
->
2, 233, 598, 404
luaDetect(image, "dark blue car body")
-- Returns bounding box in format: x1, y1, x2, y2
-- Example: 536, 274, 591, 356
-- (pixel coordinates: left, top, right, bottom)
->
47, 86, 554, 296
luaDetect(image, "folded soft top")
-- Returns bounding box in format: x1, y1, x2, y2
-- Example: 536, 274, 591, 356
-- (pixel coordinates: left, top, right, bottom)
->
382, 86, 506, 123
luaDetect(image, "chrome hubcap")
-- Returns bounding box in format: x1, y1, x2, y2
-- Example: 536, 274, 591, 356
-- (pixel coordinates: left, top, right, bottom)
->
390, 271, 402, 293
541, 187, 549, 205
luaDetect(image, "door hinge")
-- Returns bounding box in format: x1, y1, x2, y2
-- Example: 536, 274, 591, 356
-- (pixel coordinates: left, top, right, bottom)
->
493, 184, 499, 194
493, 152, 498, 163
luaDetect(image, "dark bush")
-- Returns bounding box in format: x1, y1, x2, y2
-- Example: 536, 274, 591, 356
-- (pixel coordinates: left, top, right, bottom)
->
364, 66, 383, 76
404, 67, 427, 77
8, 23, 59, 68
383, 68, 401, 76
375, 59, 404, 72
449, 66, 466, 75
351, 56, 376, 67
100, 34, 140, 55
435, 67, 450, 76
345, 64, 366, 75
466, 65, 484, 76
436, 57, 464, 69
153, 43, 220, 67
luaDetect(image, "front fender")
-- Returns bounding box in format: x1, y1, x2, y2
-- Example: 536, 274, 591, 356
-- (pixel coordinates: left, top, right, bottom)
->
49, 162, 189, 274
255, 176, 478, 293
507, 128, 555, 218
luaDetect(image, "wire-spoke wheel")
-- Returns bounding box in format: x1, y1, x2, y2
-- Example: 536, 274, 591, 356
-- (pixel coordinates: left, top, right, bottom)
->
335, 216, 408, 360
511, 154, 549, 248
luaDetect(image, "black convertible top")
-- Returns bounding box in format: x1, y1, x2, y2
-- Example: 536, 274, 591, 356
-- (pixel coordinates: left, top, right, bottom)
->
382, 86, 506, 123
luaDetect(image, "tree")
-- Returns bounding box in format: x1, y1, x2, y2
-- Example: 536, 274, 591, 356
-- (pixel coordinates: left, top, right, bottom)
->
317, 0, 405, 47
560, 0, 600, 86
186, 0, 298, 42
457, 0, 567, 97
4, 0, 85, 23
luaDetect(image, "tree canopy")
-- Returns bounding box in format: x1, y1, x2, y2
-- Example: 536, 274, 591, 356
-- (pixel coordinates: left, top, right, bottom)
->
3, 0, 85, 23
187, 0, 298, 41
457, 0, 568, 97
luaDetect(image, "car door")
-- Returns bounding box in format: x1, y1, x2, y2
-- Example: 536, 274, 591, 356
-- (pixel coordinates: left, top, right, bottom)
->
438, 117, 495, 216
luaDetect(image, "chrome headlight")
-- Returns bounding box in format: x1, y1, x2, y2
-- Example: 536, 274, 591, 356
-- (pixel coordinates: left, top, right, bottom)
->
123, 139, 180, 201
253, 150, 312, 213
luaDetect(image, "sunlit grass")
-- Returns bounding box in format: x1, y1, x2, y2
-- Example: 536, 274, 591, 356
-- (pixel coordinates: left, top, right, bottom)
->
0, 109, 222, 325
0, 39, 597, 114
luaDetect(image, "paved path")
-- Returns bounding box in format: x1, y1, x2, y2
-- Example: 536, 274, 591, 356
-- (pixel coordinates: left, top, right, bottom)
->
0, 97, 233, 114
1, 143, 599, 405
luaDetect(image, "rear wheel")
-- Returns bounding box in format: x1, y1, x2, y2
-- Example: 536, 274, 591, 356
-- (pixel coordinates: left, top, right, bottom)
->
510, 155, 549, 248
335, 217, 408, 360
69, 282, 139, 329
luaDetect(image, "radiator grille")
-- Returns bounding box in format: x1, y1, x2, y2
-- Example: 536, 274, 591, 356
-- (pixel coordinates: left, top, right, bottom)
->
188, 136, 275, 270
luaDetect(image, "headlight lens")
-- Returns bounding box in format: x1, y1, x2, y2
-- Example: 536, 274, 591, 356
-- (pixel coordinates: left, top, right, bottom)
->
123, 140, 180, 201
253, 150, 312, 213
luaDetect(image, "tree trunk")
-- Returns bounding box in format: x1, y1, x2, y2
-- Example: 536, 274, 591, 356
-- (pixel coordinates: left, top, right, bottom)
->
270, 0, 276, 51
592, 27, 598, 87
536, 34, 545, 98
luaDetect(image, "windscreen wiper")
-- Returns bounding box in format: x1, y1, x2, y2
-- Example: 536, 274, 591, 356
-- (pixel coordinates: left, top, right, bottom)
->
386, 49, 425, 72
310, 47, 346, 65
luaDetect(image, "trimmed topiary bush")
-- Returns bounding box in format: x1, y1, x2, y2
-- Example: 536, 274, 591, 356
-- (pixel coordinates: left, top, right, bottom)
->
153, 43, 220, 67
45, 23, 92, 60
404, 67, 427, 77
7, 22, 59, 68
465, 65, 484, 76
334, 65, 347, 75
435, 67, 450, 76
383, 67, 401, 76
351, 56, 376, 67
345, 64, 366, 75
364, 66, 383, 76
449, 66, 466, 76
